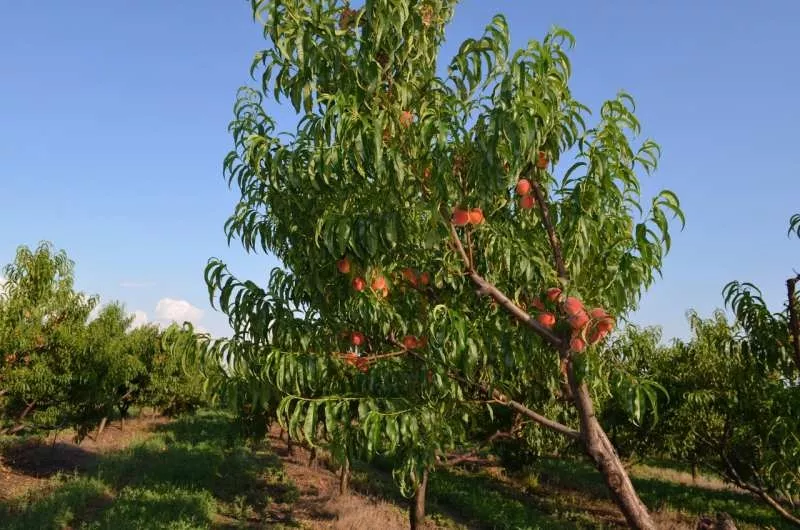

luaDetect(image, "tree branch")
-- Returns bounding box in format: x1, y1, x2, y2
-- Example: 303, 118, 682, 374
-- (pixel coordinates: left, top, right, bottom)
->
786, 275, 800, 374
448, 223, 563, 348
528, 168, 567, 280
400, 342, 580, 441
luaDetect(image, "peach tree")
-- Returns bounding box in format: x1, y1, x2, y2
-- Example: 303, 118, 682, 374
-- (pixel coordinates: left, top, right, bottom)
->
194, 1, 684, 527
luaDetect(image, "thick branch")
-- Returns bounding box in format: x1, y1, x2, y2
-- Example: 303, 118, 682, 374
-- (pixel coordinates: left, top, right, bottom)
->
722, 452, 800, 526
529, 172, 567, 280
401, 344, 580, 440
448, 223, 563, 348
786, 275, 800, 374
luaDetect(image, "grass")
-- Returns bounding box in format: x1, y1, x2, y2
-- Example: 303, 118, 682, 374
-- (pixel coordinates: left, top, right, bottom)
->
2, 412, 793, 529
533, 457, 793, 529
0, 410, 299, 529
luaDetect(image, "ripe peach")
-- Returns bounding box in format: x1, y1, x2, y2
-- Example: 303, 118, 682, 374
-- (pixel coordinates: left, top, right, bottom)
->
402, 335, 418, 350
588, 328, 609, 345
568, 310, 590, 330
520, 195, 535, 210
589, 308, 607, 320
531, 298, 545, 311
379, 286, 389, 298
418, 272, 430, 286
536, 151, 549, 169
563, 297, 585, 317
400, 110, 414, 128
402, 268, 418, 286
452, 208, 470, 226
545, 288, 562, 302
516, 179, 531, 196
570, 336, 586, 353
537, 312, 556, 329
337, 258, 351, 274
352, 277, 366, 292
469, 208, 484, 225
597, 318, 615, 333
423, 166, 432, 179
371, 275, 387, 291
351, 332, 365, 346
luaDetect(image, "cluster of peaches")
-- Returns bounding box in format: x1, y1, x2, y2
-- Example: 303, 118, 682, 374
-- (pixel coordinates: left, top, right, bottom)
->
530, 288, 615, 353
337, 257, 433, 299
451, 151, 551, 224
338, 330, 426, 373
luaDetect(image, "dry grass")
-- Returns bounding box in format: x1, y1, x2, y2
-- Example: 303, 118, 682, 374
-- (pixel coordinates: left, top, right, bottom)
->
0, 414, 168, 500
631, 463, 738, 492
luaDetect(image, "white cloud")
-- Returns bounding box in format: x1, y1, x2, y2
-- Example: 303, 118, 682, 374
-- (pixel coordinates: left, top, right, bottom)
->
155, 298, 204, 325
120, 281, 155, 288
129, 310, 148, 328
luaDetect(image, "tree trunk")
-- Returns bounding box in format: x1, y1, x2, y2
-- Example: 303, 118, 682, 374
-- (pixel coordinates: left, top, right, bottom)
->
95, 417, 108, 441
339, 457, 350, 495
568, 365, 656, 530
409, 468, 429, 530
308, 447, 317, 467
287, 432, 294, 456
691, 461, 698, 483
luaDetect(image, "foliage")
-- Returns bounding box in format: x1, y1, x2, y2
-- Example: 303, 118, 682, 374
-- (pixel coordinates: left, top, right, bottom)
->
0, 242, 209, 439
183, 1, 684, 526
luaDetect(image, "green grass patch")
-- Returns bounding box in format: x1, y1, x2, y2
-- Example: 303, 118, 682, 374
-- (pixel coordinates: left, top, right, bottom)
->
534, 457, 793, 530
0, 410, 299, 529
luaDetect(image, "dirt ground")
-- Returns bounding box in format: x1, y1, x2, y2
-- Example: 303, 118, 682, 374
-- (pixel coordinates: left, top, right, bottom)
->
0, 415, 168, 500
265, 425, 448, 530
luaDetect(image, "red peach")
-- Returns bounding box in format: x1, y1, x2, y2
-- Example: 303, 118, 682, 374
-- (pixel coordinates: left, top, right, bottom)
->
469, 208, 484, 225
337, 258, 351, 274
545, 288, 562, 302
418, 272, 430, 286
597, 318, 615, 333
452, 208, 470, 226
402, 268, 418, 286
588, 328, 609, 345
563, 297, 585, 317
570, 336, 586, 352
516, 179, 531, 196
351, 332, 365, 346
352, 277, 366, 292
537, 312, 556, 329
520, 195, 535, 210
531, 298, 545, 311
371, 275, 387, 291
568, 310, 590, 330
402, 335, 418, 350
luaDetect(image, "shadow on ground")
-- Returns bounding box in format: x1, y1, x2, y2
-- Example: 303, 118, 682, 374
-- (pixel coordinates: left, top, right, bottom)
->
0, 411, 299, 529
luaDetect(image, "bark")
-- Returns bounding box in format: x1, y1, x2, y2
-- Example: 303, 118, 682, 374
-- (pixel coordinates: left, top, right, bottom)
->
757, 491, 800, 527
2, 400, 37, 435
308, 447, 317, 467
339, 457, 350, 495
287, 432, 294, 456
409, 469, 429, 530
786, 276, 800, 374
95, 417, 108, 441
567, 364, 656, 530
447, 186, 656, 527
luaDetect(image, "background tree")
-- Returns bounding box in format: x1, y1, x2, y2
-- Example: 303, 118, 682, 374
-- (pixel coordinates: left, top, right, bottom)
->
0, 242, 97, 435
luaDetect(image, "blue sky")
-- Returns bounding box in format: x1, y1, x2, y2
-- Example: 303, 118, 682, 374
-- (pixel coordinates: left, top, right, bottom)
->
1, 1, 798, 339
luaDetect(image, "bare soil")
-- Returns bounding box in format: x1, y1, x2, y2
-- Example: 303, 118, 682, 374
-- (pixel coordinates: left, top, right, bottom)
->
0, 415, 168, 500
